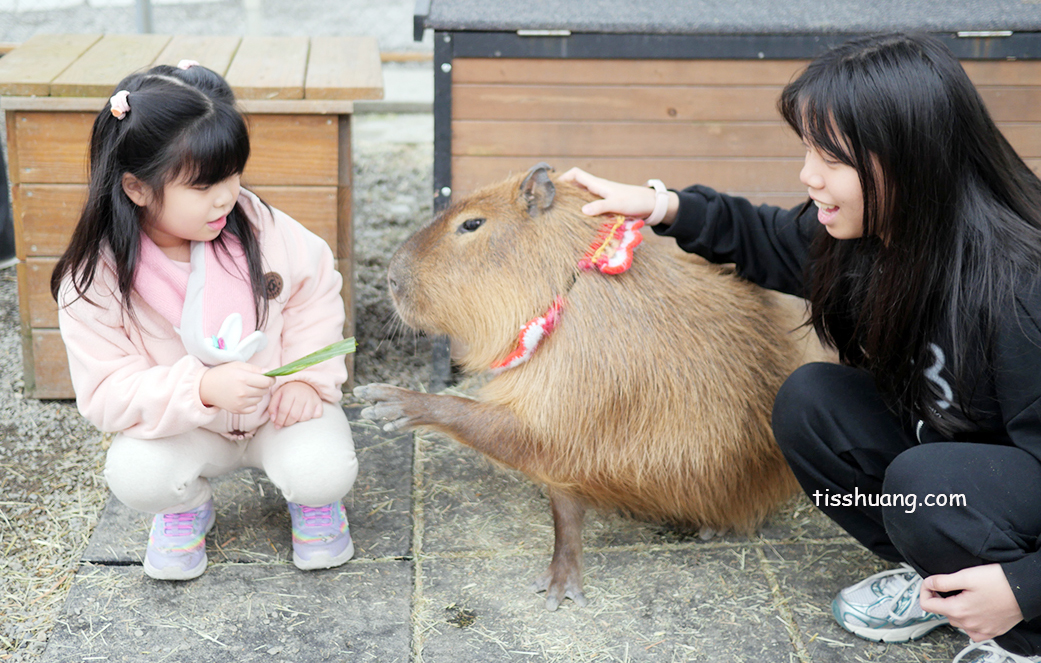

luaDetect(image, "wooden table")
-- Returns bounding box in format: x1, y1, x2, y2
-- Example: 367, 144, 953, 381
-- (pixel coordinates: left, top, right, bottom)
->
0, 34, 383, 398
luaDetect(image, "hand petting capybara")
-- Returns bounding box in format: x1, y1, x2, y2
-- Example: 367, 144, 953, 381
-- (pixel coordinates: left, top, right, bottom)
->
355, 163, 806, 610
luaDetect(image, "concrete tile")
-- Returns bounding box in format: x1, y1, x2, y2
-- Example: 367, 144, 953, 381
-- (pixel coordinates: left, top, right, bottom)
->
82, 406, 413, 564
761, 542, 966, 662
40, 562, 411, 663
419, 434, 723, 557
757, 492, 852, 542
417, 547, 795, 662
418, 433, 553, 556
417, 432, 844, 558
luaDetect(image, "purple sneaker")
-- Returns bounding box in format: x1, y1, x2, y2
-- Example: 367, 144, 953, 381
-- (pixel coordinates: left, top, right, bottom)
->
143, 499, 215, 580
288, 501, 354, 570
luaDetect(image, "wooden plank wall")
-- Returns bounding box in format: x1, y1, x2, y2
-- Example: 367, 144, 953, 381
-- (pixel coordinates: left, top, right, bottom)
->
8, 110, 343, 398
450, 58, 1041, 209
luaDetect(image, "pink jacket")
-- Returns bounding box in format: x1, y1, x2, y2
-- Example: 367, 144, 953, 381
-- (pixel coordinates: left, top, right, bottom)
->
57, 190, 347, 440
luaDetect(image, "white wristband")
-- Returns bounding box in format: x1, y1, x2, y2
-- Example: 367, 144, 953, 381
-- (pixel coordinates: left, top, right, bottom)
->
645, 179, 668, 226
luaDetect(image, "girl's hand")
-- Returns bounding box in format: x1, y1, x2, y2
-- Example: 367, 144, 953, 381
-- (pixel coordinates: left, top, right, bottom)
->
559, 167, 678, 225
267, 381, 323, 429
199, 362, 275, 414
919, 564, 1023, 641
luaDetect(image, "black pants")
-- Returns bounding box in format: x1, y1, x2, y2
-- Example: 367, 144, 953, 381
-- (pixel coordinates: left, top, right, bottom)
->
772, 362, 1041, 656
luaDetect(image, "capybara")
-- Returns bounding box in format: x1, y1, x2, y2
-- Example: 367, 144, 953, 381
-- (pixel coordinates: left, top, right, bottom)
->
355, 163, 808, 610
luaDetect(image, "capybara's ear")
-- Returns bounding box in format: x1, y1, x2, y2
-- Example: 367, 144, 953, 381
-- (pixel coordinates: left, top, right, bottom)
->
520, 162, 556, 217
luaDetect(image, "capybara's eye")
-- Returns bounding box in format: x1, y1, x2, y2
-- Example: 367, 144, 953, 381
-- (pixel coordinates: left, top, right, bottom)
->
458, 218, 485, 233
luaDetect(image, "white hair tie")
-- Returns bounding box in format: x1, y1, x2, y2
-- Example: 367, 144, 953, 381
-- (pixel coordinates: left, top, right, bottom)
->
177, 59, 200, 70
109, 90, 130, 120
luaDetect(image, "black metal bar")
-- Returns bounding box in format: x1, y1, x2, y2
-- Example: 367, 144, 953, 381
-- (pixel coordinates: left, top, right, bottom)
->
0, 49, 12, 265
430, 30, 455, 392
433, 31, 453, 213
0, 145, 12, 265
449, 30, 1041, 60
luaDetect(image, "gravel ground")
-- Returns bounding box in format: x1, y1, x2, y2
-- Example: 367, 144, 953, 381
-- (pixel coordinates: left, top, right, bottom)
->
0, 114, 434, 661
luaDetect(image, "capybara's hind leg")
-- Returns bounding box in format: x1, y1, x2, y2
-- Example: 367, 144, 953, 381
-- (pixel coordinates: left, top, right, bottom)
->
531, 488, 587, 611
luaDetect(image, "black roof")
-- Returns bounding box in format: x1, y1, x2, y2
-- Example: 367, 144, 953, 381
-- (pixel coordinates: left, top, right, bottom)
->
417, 0, 1041, 35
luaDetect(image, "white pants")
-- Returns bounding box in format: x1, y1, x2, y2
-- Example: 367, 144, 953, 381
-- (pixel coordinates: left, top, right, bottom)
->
104, 402, 357, 514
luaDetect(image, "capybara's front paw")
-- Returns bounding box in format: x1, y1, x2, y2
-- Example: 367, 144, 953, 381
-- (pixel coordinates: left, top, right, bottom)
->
530, 564, 587, 611
353, 383, 422, 432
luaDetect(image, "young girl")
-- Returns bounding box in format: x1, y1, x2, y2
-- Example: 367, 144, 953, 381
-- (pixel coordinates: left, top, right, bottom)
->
51, 63, 358, 581
563, 33, 1041, 663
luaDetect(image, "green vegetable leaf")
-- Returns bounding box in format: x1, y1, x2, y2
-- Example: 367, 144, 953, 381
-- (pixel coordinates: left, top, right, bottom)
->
264, 338, 356, 377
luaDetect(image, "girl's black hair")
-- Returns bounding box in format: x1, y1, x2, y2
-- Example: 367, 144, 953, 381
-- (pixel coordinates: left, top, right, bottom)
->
779, 33, 1041, 435
50, 64, 268, 329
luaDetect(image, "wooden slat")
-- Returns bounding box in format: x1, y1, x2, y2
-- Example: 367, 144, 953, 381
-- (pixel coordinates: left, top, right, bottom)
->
336, 115, 353, 261
453, 58, 1041, 89
244, 114, 339, 186
451, 156, 805, 198
453, 84, 786, 122
249, 186, 338, 252
453, 119, 1041, 160
999, 124, 1041, 158
453, 58, 809, 86
980, 88, 1041, 122
50, 34, 171, 97
1027, 159, 1041, 180
0, 34, 101, 96
453, 120, 802, 158
17, 183, 339, 259
225, 36, 308, 100
454, 57, 1041, 89
336, 115, 353, 345
10, 111, 93, 184
26, 257, 58, 329
152, 35, 241, 76
963, 61, 1041, 86
306, 36, 383, 100
30, 329, 74, 400
7, 111, 26, 262
2, 95, 353, 115
14, 184, 87, 256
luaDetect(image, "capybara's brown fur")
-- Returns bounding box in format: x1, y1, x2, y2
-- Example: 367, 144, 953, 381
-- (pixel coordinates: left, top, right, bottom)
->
356, 164, 807, 609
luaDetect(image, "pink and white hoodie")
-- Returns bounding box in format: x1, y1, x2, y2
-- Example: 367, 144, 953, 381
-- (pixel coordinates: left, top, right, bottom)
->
57, 189, 348, 440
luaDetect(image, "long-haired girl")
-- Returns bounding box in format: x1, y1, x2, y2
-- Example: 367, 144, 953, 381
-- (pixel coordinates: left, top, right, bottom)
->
52, 63, 358, 581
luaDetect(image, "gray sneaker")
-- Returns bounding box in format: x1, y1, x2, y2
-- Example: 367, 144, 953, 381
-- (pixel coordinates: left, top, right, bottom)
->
832, 563, 949, 642
953, 640, 1041, 663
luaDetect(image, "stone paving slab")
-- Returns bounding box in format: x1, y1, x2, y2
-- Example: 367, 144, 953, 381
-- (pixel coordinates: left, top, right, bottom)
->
417, 430, 849, 560
416, 547, 793, 662
82, 406, 413, 564
762, 542, 967, 662
39, 562, 412, 663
